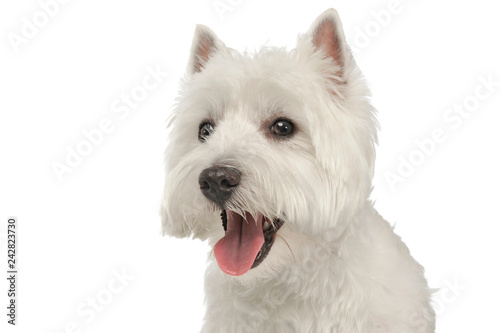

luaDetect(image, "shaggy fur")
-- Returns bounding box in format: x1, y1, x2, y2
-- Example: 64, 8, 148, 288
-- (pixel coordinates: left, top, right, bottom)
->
161, 8, 435, 333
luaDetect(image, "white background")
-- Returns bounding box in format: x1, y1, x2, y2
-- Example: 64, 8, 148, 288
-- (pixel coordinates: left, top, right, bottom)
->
1, 0, 499, 332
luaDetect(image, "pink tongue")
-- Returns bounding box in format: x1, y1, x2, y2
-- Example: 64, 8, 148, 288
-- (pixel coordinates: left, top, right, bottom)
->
214, 211, 264, 276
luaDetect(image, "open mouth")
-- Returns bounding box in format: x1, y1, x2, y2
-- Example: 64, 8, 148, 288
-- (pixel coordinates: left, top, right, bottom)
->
213, 210, 284, 276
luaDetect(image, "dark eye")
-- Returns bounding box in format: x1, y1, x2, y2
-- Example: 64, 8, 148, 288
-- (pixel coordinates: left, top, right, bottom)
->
199, 121, 215, 142
270, 119, 294, 137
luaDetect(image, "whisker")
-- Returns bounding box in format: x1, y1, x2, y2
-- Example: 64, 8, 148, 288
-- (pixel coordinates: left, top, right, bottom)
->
277, 234, 296, 263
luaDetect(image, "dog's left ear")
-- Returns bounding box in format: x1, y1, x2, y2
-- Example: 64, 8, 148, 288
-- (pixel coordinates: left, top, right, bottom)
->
188, 25, 225, 74
308, 9, 350, 80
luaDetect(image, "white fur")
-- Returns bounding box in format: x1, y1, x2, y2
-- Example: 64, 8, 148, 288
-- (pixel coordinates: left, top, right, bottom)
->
161, 8, 435, 333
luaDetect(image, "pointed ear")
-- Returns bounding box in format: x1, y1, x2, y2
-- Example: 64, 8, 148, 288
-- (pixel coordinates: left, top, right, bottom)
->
188, 25, 224, 74
308, 9, 349, 79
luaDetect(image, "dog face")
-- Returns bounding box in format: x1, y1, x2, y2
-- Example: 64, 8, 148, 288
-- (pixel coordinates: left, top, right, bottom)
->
161, 9, 378, 276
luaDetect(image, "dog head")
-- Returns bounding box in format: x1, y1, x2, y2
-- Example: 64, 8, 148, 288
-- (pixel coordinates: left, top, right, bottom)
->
161, 9, 378, 276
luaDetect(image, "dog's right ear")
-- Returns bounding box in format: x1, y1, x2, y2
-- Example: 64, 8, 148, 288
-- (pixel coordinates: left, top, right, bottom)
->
188, 25, 224, 74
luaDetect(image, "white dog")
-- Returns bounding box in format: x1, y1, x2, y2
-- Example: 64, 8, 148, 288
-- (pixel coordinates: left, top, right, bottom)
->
161, 8, 435, 333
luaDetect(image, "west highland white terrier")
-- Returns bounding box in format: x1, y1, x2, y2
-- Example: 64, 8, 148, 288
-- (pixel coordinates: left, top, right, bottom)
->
161, 8, 435, 333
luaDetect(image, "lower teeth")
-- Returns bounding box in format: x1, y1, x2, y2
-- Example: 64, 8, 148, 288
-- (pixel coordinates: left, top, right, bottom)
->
256, 250, 262, 260
263, 221, 270, 230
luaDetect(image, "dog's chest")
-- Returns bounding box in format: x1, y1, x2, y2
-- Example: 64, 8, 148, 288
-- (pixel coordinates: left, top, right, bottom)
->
202, 269, 370, 333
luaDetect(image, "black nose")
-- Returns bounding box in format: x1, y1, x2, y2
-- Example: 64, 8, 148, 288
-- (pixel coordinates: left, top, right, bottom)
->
198, 167, 241, 207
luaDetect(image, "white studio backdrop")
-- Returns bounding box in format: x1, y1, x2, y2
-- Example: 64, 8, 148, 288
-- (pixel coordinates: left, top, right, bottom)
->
1, 0, 499, 332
